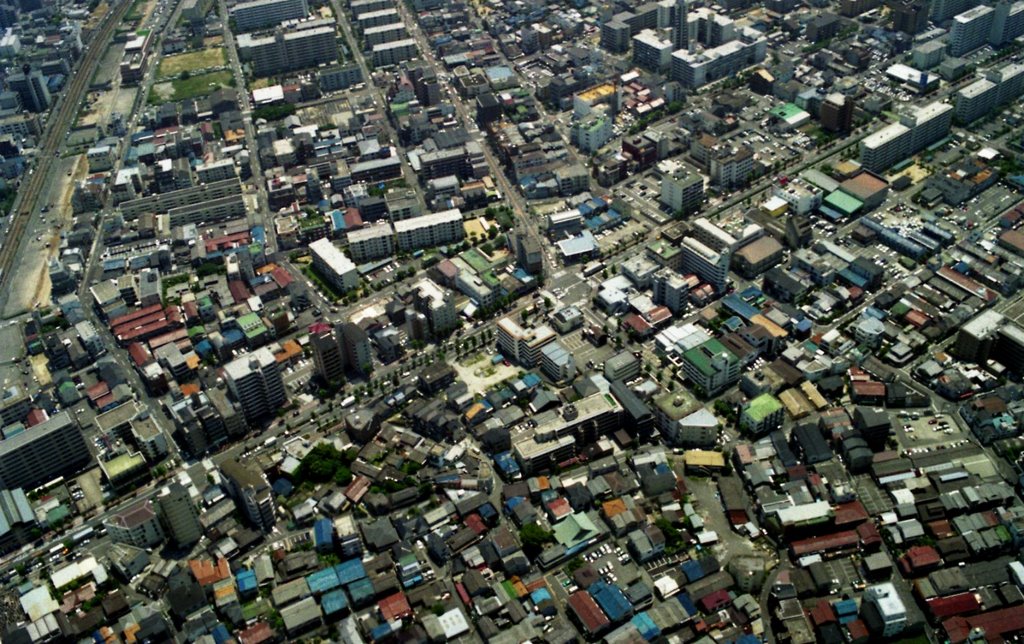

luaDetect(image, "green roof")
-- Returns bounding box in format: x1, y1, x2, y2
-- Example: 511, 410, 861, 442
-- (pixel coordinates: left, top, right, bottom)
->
823, 191, 863, 215
553, 512, 599, 549
769, 103, 809, 120
647, 240, 680, 258
745, 393, 783, 421
237, 312, 267, 339
683, 339, 738, 377
103, 452, 147, 479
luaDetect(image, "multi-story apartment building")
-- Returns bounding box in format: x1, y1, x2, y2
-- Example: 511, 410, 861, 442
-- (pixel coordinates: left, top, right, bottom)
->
230, 0, 309, 32
859, 101, 952, 172
371, 38, 418, 67
363, 22, 407, 48
0, 384, 29, 427
682, 338, 740, 396
393, 209, 465, 251
513, 394, 623, 474
496, 318, 557, 367
659, 161, 705, 215
196, 159, 237, 183
155, 483, 202, 547
105, 500, 165, 548
948, 5, 994, 56
223, 347, 286, 422
632, 29, 674, 71
680, 236, 731, 292
670, 29, 767, 88
309, 237, 359, 292
237, 19, 338, 77
220, 459, 276, 531
346, 222, 395, 262
119, 178, 243, 219
412, 278, 458, 335
0, 411, 92, 490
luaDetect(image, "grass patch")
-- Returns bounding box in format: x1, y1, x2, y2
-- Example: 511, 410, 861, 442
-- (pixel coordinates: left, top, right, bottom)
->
149, 70, 234, 103
460, 353, 484, 367
156, 48, 227, 79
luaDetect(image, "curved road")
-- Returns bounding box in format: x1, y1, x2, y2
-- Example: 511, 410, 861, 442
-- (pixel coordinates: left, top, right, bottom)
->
0, 0, 134, 316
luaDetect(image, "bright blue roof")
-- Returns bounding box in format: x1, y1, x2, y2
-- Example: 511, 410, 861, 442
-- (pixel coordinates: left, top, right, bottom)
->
531, 587, 552, 604
235, 569, 257, 593
680, 560, 704, 582
314, 518, 333, 544
521, 373, 542, 388
306, 567, 341, 594
589, 581, 632, 621
833, 598, 858, 615
631, 612, 660, 640
251, 226, 266, 244
335, 559, 367, 585
721, 294, 760, 321
322, 588, 349, 615
212, 624, 231, 644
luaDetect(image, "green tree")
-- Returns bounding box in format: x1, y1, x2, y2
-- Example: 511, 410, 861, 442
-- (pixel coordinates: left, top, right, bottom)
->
519, 524, 554, 557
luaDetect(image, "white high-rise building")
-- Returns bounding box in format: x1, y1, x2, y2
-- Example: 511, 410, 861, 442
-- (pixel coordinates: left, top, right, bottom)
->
862, 583, 907, 637
680, 236, 731, 292
223, 347, 286, 422
229, 0, 309, 32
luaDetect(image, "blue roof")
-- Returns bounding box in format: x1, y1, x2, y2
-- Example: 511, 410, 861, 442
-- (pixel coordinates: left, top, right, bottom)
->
721, 294, 760, 321
677, 592, 697, 616
235, 569, 257, 593
371, 623, 393, 642
531, 587, 552, 604
795, 318, 813, 333
838, 268, 868, 288
631, 612, 660, 640
271, 478, 293, 497
212, 624, 231, 644
322, 588, 349, 615
833, 598, 858, 615
589, 581, 632, 622
314, 518, 333, 545
251, 226, 266, 244
306, 567, 342, 594
478, 503, 497, 520
680, 560, 705, 583
522, 373, 542, 388
504, 496, 525, 512
222, 328, 245, 345
335, 559, 367, 585
331, 210, 346, 231
347, 576, 375, 605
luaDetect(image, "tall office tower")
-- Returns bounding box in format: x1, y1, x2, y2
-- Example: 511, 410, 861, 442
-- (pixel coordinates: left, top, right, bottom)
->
223, 347, 286, 421
336, 322, 372, 375
672, 0, 688, 50
155, 483, 202, 547
6, 66, 50, 113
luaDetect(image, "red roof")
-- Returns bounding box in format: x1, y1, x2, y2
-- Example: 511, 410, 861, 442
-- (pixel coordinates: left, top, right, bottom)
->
857, 521, 882, 547
86, 381, 110, 401
228, 280, 251, 304
622, 313, 652, 335
846, 619, 869, 643
148, 328, 188, 350
109, 304, 164, 329
833, 501, 869, 527
926, 593, 980, 619
567, 591, 610, 634
899, 545, 941, 575
809, 599, 836, 626
205, 231, 250, 253
24, 408, 48, 427
379, 591, 412, 622
790, 530, 859, 557
271, 267, 293, 288
238, 621, 274, 644
182, 301, 199, 320
851, 380, 886, 398
464, 514, 487, 535
699, 589, 731, 612
943, 605, 1024, 643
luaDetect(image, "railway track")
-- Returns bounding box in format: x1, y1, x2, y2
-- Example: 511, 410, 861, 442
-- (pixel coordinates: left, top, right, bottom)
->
0, 0, 134, 302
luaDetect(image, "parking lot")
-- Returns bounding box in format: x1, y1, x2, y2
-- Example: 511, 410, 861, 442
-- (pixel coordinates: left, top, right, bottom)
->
821, 555, 864, 594
853, 474, 893, 517
893, 411, 964, 447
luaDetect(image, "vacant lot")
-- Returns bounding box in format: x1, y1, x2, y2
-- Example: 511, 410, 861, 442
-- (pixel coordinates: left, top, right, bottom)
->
157, 48, 227, 79
149, 70, 234, 103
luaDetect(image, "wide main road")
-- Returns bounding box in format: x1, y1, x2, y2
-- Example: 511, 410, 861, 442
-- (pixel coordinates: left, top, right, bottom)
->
0, 0, 134, 315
